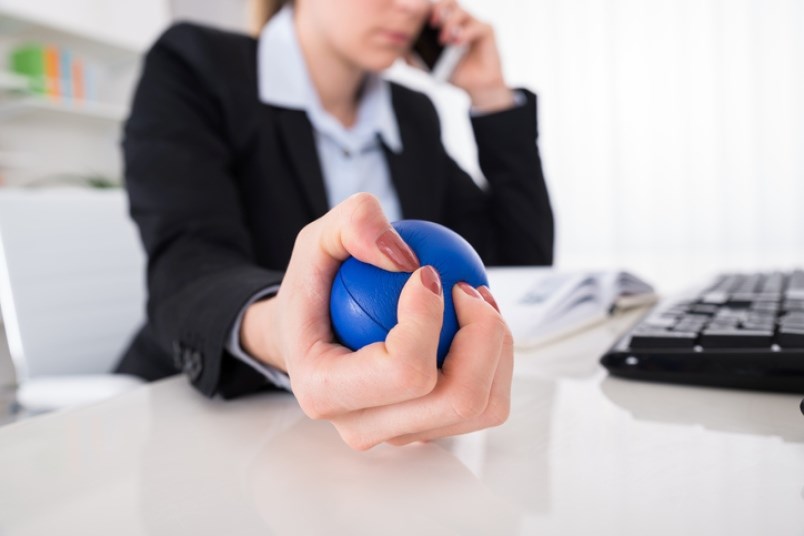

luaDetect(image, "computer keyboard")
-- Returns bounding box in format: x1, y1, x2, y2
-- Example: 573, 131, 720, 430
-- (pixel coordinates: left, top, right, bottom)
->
601, 270, 804, 393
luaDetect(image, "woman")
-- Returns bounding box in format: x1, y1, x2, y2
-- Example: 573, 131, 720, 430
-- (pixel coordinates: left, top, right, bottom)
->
117, 0, 553, 450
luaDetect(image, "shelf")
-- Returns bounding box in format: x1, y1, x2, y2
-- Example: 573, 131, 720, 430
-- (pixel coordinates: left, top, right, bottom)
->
0, 96, 127, 124
0, 9, 142, 65
0, 70, 27, 93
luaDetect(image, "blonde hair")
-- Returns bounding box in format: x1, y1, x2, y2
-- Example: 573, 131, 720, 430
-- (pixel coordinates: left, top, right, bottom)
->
249, 0, 292, 35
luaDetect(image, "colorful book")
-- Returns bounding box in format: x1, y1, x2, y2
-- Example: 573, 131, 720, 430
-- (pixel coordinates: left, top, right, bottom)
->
72, 57, 84, 101
43, 45, 60, 100
60, 48, 72, 100
10, 44, 47, 95
10, 44, 88, 102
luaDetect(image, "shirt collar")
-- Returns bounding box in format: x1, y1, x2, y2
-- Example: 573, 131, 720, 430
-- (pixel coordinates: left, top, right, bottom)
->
257, 6, 403, 154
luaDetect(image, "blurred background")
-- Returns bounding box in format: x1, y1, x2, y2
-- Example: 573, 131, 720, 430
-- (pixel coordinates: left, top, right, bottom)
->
0, 0, 801, 390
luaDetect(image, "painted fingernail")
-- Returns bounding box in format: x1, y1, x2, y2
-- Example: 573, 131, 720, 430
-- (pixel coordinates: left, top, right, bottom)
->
478, 285, 500, 313
376, 228, 419, 272
457, 281, 482, 299
421, 266, 442, 296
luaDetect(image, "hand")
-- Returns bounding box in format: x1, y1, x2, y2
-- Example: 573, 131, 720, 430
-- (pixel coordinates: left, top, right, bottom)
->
429, 0, 515, 113
240, 193, 513, 450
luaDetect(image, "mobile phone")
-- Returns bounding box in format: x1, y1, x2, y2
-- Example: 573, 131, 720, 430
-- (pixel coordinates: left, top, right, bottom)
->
412, 23, 467, 82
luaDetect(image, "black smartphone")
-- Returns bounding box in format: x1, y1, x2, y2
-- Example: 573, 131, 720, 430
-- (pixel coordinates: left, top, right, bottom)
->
412, 23, 445, 72
412, 22, 466, 81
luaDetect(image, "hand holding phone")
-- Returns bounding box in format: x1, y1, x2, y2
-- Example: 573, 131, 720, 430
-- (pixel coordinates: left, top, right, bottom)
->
411, 2, 515, 113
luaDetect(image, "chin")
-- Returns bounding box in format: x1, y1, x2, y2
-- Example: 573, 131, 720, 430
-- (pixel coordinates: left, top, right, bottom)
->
358, 51, 403, 73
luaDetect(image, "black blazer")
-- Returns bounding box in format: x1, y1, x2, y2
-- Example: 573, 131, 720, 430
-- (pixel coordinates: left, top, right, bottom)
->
116, 22, 554, 399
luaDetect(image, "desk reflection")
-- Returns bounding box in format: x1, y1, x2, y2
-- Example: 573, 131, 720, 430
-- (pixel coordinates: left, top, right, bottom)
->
600, 376, 804, 444
135, 373, 560, 535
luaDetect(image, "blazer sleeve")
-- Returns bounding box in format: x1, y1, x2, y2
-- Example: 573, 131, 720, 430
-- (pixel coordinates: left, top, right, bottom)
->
123, 24, 283, 397
440, 89, 554, 266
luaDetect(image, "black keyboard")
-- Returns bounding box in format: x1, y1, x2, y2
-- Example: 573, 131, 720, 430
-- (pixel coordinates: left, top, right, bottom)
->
601, 270, 804, 393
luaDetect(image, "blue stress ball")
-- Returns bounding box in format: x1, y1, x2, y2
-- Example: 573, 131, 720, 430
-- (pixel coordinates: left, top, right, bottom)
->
330, 220, 488, 367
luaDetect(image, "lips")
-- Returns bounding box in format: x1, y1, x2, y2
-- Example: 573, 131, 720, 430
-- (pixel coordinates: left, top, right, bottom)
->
381, 30, 413, 46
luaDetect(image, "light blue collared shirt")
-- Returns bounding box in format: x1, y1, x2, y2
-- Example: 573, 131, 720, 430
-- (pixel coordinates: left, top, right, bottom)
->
258, 5, 404, 220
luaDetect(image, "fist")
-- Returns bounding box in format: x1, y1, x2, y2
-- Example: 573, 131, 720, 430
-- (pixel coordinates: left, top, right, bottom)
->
330, 220, 488, 367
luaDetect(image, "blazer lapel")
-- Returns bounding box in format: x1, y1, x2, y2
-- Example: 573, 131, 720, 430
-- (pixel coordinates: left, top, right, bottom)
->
275, 108, 329, 219
383, 143, 427, 220
270, 91, 440, 223
383, 95, 439, 222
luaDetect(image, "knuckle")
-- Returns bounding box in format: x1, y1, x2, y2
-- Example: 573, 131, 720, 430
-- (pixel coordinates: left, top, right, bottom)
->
488, 314, 508, 334
449, 386, 488, 420
294, 385, 329, 420
471, 316, 507, 346
489, 315, 508, 342
389, 357, 438, 398
387, 436, 411, 447
294, 222, 317, 249
488, 320, 509, 346
485, 396, 511, 427
339, 428, 376, 451
346, 192, 382, 222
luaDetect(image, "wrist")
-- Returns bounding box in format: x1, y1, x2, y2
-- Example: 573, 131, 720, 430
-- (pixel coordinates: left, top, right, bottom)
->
468, 85, 516, 114
240, 297, 286, 372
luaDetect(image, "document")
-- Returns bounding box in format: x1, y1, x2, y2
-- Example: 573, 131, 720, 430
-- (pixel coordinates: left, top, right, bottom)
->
487, 267, 657, 348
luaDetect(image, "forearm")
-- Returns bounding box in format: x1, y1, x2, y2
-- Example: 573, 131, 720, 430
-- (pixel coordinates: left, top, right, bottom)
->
470, 89, 554, 265
240, 294, 286, 373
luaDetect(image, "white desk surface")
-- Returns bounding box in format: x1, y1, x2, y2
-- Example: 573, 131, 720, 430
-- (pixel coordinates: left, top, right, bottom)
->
1, 308, 802, 536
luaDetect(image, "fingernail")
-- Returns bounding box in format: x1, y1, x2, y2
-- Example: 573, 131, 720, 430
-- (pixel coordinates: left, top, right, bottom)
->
478, 285, 500, 312
376, 228, 419, 272
421, 266, 442, 296
457, 281, 482, 299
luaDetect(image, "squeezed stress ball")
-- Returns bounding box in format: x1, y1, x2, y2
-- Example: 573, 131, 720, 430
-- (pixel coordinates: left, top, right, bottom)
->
330, 220, 489, 367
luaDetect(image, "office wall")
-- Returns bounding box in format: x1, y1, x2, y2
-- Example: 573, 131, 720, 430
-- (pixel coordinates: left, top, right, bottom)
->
168, 0, 250, 33
0, 0, 168, 50
458, 0, 804, 289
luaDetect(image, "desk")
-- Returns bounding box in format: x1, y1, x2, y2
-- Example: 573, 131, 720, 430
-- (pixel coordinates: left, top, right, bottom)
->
0, 308, 802, 535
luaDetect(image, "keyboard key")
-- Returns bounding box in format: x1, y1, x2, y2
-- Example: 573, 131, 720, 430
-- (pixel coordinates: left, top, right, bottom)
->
643, 316, 677, 328
750, 302, 779, 313
783, 300, 804, 312
785, 290, 804, 300
699, 329, 774, 348
728, 293, 756, 308
674, 323, 707, 333
689, 304, 720, 315
780, 321, 804, 331
701, 292, 728, 305
742, 322, 775, 331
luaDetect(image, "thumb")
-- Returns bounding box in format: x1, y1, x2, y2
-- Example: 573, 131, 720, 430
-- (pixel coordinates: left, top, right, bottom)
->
303, 193, 419, 274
